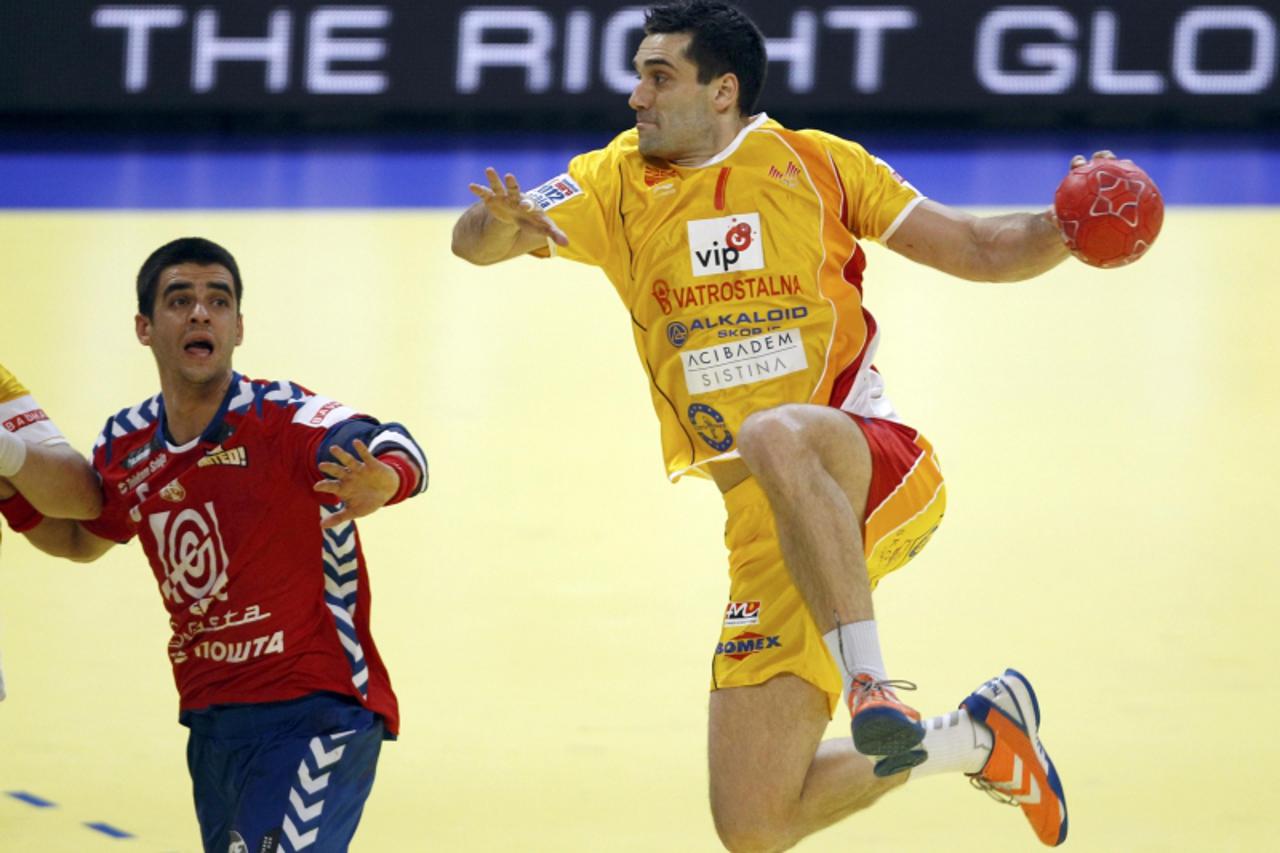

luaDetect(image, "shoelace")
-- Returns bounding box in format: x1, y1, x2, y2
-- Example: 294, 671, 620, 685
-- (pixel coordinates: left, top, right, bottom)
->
969, 774, 1021, 807
851, 677, 919, 706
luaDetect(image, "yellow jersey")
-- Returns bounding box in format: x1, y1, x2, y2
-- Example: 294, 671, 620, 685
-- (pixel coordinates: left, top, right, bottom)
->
1, 364, 68, 546
0, 364, 65, 447
531, 114, 922, 481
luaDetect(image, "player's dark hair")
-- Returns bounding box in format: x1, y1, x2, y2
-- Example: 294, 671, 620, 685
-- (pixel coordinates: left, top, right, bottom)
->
136, 237, 243, 318
644, 0, 767, 115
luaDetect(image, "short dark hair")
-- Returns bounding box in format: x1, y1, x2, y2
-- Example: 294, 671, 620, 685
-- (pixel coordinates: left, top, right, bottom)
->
136, 237, 242, 318
644, 0, 767, 115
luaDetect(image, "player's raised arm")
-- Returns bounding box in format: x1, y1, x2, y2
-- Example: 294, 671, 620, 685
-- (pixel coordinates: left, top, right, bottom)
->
452, 167, 568, 266
886, 150, 1160, 283
885, 200, 1069, 284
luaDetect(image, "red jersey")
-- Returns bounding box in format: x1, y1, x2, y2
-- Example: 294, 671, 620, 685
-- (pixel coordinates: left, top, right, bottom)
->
84, 373, 406, 734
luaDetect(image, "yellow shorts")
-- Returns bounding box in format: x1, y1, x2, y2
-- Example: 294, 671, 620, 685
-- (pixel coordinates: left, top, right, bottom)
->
710, 417, 946, 714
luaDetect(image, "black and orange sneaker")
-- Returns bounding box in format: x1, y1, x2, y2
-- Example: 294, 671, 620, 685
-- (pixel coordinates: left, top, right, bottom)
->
849, 673, 925, 767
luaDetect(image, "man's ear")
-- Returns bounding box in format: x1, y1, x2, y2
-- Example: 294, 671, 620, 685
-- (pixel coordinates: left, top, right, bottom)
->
135, 313, 151, 346
712, 73, 740, 114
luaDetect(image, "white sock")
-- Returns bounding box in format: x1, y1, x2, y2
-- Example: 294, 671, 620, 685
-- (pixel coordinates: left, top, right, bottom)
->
910, 708, 992, 778
822, 620, 888, 704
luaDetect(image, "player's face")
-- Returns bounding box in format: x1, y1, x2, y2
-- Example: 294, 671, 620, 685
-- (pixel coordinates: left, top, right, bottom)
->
629, 33, 721, 160
136, 263, 243, 389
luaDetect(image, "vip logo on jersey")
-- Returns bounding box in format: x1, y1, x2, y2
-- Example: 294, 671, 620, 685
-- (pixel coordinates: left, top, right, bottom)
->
724, 600, 761, 626
687, 213, 764, 276
688, 403, 733, 452
198, 445, 249, 468
227, 831, 248, 853
2, 408, 48, 433
525, 173, 582, 211
716, 631, 781, 661
150, 502, 230, 609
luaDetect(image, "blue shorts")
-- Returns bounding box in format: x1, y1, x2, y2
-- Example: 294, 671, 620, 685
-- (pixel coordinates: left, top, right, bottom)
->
183, 692, 386, 853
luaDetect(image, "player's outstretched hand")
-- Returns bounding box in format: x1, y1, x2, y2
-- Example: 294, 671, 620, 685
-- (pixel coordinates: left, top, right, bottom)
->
1069, 149, 1116, 170
314, 440, 399, 528
469, 167, 569, 247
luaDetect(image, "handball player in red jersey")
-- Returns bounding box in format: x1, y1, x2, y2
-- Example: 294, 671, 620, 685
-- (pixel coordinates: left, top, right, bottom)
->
14, 238, 429, 852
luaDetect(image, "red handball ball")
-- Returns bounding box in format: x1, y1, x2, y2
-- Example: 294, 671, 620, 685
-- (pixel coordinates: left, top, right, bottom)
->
1054, 158, 1164, 268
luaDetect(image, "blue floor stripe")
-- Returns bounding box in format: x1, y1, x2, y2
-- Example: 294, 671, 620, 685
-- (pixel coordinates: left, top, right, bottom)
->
7, 790, 137, 841
6, 790, 56, 807
0, 131, 1274, 208
85, 821, 134, 839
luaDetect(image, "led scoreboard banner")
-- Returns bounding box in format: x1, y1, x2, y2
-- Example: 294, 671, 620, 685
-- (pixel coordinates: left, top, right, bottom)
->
0, 2, 1275, 126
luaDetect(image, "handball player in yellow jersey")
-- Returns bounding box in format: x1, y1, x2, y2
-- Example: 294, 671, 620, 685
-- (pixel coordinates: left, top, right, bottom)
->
454, 2, 1093, 847
0, 363, 102, 700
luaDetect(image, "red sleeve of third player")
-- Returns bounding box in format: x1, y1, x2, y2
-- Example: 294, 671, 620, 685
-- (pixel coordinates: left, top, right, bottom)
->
278, 390, 365, 491
79, 432, 139, 545
82, 489, 136, 544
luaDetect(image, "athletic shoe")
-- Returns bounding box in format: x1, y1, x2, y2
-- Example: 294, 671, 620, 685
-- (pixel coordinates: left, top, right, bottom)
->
849, 673, 924, 760
962, 668, 1068, 847
872, 748, 926, 778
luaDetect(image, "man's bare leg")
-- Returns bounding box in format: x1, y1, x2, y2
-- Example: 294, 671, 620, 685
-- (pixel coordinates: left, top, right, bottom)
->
735, 404, 875, 633
708, 676, 906, 853
735, 403, 924, 759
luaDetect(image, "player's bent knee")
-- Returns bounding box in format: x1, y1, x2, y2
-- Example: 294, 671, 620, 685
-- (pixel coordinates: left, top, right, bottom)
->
738, 405, 865, 491
737, 406, 809, 478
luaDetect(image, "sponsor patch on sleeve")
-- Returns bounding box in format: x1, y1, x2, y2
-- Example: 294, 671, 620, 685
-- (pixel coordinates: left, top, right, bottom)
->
0, 396, 66, 445
291, 396, 356, 429
525, 174, 583, 211
873, 156, 918, 193
3, 407, 49, 434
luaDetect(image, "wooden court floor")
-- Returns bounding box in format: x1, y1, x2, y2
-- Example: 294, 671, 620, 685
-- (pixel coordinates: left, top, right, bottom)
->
1, 209, 1276, 851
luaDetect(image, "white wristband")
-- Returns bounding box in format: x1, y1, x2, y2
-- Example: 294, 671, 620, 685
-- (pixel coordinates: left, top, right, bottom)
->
0, 429, 27, 477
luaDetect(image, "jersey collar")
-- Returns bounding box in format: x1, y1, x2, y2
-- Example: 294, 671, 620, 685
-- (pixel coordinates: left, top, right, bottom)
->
690, 112, 770, 169
156, 371, 240, 452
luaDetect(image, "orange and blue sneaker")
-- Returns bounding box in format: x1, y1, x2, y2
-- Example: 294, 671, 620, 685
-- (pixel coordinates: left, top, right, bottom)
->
849, 673, 925, 771
962, 668, 1068, 847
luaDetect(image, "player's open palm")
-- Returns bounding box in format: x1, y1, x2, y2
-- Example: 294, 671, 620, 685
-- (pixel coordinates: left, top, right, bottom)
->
314, 440, 399, 528
469, 167, 569, 246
